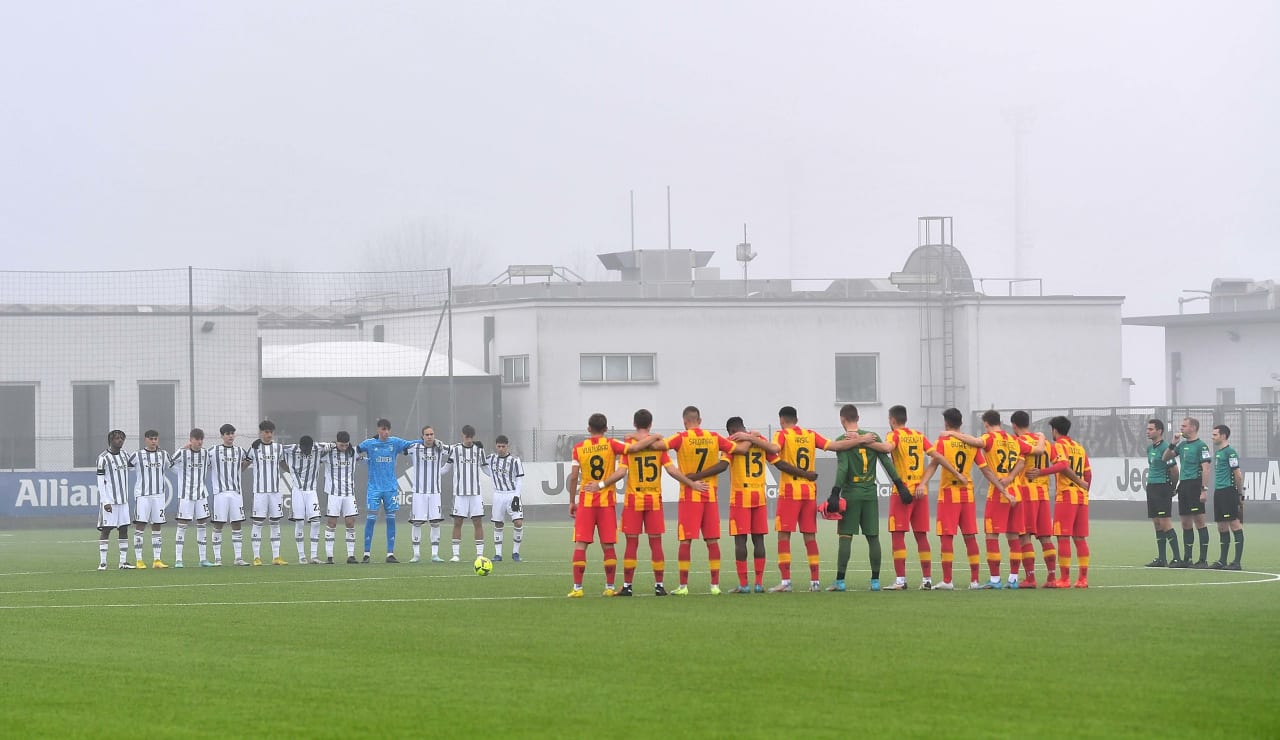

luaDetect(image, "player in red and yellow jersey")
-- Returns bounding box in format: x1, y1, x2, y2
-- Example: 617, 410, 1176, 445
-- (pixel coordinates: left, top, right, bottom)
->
661, 406, 736, 595
943, 410, 1039, 589
725, 416, 772, 593
921, 408, 1008, 590
750, 405, 861, 593
1028, 415, 1092, 588
566, 413, 630, 598
867, 404, 963, 590
618, 409, 704, 598
1010, 410, 1056, 588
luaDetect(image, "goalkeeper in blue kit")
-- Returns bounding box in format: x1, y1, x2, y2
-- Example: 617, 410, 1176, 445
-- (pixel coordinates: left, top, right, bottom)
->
356, 419, 416, 563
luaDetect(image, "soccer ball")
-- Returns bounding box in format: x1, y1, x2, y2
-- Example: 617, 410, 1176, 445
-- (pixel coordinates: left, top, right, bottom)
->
474, 556, 493, 576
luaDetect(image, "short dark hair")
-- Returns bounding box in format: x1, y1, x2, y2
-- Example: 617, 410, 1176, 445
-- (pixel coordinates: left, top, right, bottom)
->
461, 424, 476, 437
1184, 417, 1200, 432
421, 425, 433, 435
219, 423, 236, 435
1049, 416, 1072, 436
726, 416, 745, 434
377, 418, 392, 430
107, 429, 126, 443
942, 408, 963, 429
1214, 424, 1231, 439
1147, 418, 1165, 433
336, 431, 350, 443
259, 420, 275, 432
144, 429, 159, 439
888, 405, 907, 425
682, 406, 700, 421
299, 435, 314, 454
495, 434, 509, 445
587, 413, 608, 434
1010, 410, 1030, 428
981, 410, 1001, 426
778, 406, 798, 423
839, 404, 859, 423
189, 428, 204, 440
633, 409, 653, 429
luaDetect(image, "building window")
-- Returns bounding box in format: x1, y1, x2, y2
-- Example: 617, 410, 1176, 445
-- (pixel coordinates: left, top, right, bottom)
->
502, 355, 530, 386
580, 354, 657, 383
0, 385, 36, 469
139, 383, 176, 446
73, 383, 110, 468
835, 354, 879, 403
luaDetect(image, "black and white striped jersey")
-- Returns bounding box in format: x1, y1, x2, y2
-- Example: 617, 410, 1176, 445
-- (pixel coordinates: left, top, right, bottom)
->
96, 449, 133, 505
320, 446, 360, 497
485, 453, 525, 493
283, 444, 326, 491
130, 448, 174, 498
170, 448, 211, 500
210, 444, 246, 494
446, 443, 489, 497
405, 440, 448, 495
246, 441, 285, 494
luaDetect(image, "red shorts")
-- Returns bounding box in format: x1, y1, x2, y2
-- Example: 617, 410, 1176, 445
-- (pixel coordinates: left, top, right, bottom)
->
984, 496, 1024, 535
935, 500, 977, 536
729, 505, 768, 536
1023, 499, 1053, 537
678, 499, 720, 540
1054, 501, 1089, 537
621, 507, 665, 536
775, 497, 818, 534
889, 490, 930, 532
574, 506, 617, 544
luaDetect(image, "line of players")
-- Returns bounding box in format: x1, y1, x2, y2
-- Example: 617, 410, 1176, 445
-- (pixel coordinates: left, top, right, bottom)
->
565, 403, 1095, 597
94, 419, 527, 570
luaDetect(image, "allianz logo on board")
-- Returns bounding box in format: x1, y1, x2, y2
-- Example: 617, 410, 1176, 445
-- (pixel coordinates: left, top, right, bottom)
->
13, 478, 174, 508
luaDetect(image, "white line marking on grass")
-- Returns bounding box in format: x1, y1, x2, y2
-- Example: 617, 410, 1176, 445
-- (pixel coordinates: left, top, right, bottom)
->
1095, 570, 1280, 588
1, 571, 552, 596
0, 594, 561, 610
0, 571, 55, 577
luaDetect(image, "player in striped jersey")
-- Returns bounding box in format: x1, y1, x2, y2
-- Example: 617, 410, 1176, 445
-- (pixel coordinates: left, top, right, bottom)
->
404, 426, 448, 563
1011, 411, 1056, 587
96, 430, 135, 570
485, 435, 526, 563
321, 432, 362, 563
445, 424, 490, 562
245, 420, 291, 566
618, 409, 701, 597
662, 406, 736, 595
942, 410, 1040, 589
171, 428, 214, 568
283, 435, 327, 564
567, 413, 630, 597
725, 417, 771, 593
209, 424, 249, 566
1028, 416, 1092, 588
131, 430, 174, 569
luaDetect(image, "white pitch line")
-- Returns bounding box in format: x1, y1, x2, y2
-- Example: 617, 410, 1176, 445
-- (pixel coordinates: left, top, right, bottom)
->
0, 571, 552, 596
0, 594, 561, 610
0, 571, 55, 577
1095, 570, 1280, 588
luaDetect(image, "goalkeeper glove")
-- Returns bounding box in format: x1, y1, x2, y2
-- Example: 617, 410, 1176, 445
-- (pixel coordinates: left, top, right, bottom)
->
818, 487, 845, 520
510, 496, 521, 513
251, 439, 262, 450
894, 479, 913, 504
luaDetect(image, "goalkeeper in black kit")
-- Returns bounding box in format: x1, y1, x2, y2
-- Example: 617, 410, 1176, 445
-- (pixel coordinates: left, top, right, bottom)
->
818, 404, 911, 592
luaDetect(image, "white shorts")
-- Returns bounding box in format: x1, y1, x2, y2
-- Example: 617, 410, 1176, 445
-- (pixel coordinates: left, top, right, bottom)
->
177, 498, 212, 522
252, 492, 284, 520
98, 501, 131, 529
490, 492, 524, 523
212, 491, 246, 524
410, 492, 443, 523
452, 495, 484, 519
326, 495, 358, 519
290, 490, 321, 521
133, 496, 167, 525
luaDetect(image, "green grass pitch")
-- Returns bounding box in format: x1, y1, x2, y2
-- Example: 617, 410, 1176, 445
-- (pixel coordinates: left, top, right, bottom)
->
2, 518, 1277, 738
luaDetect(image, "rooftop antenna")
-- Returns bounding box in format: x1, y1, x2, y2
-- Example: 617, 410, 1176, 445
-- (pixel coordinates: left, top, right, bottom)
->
630, 190, 636, 252
666, 185, 672, 250
735, 223, 756, 292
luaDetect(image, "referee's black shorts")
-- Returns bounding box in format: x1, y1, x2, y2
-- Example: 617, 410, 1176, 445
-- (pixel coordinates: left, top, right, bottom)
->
1176, 479, 1205, 516
1145, 482, 1174, 518
1214, 486, 1242, 522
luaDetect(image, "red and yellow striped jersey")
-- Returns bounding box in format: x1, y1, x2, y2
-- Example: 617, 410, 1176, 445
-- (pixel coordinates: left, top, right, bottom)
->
886, 427, 933, 489
936, 436, 984, 503
571, 436, 627, 507
620, 436, 671, 512
729, 445, 768, 508
769, 426, 831, 500
981, 430, 1032, 502
665, 428, 735, 502
1053, 436, 1091, 505
1017, 433, 1051, 501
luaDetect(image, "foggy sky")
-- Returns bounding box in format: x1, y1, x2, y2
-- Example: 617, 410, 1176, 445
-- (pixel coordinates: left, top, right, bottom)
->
2, 2, 1277, 405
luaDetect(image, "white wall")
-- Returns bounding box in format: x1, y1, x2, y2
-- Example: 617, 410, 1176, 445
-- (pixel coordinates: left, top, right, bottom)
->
1167, 321, 1280, 405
